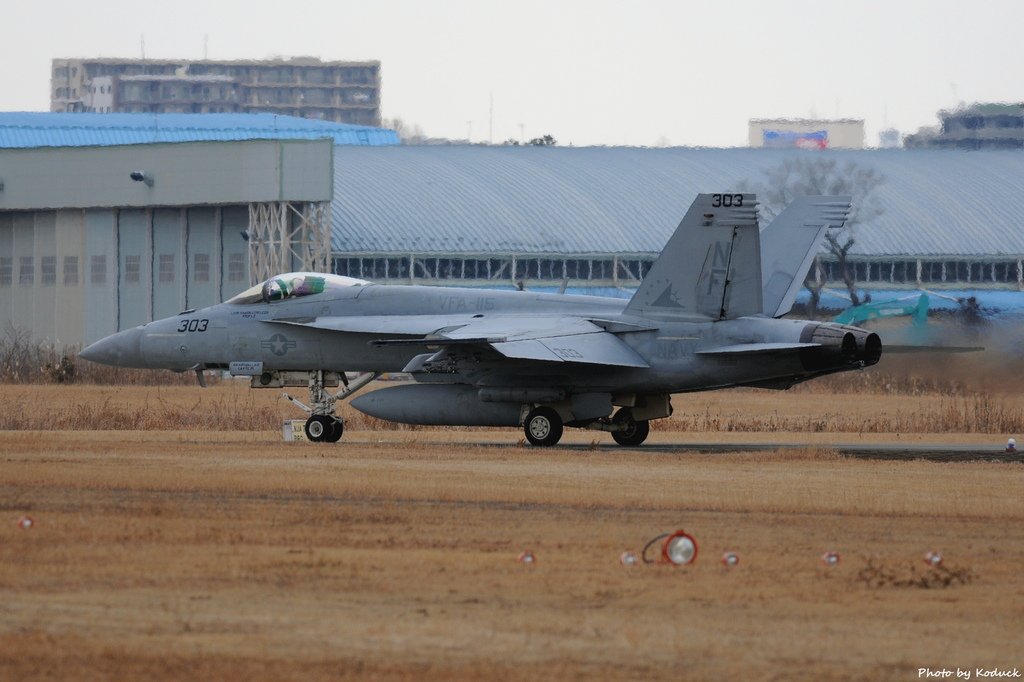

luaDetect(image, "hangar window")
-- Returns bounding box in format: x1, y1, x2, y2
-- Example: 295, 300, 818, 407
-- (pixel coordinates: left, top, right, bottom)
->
920, 262, 942, 283
415, 259, 438, 279
591, 260, 612, 280
0, 257, 11, 286
64, 256, 78, 286
459, 259, 484, 279
227, 254, 245, 282
334, 258, 357, 278
539, 259, 561, 280
488, 259, 508, 279
194, 253, 210, 282
41, 257, 56, 286
90, 255, 106, 285
386, 258, 409, 280
618, 260, 642, 281
159, 255, 175, 283
19, 257, 34, 286
124, 255, 140, 284
437, 259, 458, 278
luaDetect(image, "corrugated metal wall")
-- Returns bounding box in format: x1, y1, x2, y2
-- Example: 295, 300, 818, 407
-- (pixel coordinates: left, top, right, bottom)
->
0, 206, 253, 345
331, 146, 1024, 258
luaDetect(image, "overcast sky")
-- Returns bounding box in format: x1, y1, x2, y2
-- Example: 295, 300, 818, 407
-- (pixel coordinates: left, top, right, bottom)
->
2, 0, 1021, 147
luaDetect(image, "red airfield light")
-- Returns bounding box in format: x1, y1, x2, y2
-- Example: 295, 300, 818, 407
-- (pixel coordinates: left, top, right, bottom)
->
661, 530, 699, 566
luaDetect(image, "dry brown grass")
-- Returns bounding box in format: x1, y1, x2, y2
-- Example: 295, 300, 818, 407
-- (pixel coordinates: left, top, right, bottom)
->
3, 370, 1024, 436
1, 428, 1022, 681
0, 328, 197, 385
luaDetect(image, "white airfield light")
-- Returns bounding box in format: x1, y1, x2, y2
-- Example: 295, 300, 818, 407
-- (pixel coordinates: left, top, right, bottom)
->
17, 515, 33, 530
924, 551, 943, 567
619, 551, 639, 567
517, 550, 536, 565
1006, 438, 1016, 453
720, 552, 740, 568
661, 530, 698, 566
821, 551, 841, 567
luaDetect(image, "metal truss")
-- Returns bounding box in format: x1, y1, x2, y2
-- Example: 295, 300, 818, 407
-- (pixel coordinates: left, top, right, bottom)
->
247, 201, 331, 285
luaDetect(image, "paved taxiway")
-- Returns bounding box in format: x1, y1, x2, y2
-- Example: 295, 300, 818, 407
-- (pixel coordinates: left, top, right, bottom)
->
344, 434, 1023, 462
595, 442, 1022, 462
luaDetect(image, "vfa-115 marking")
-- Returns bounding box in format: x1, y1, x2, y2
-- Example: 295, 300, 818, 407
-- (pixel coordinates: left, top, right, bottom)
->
81, 194, 879, 446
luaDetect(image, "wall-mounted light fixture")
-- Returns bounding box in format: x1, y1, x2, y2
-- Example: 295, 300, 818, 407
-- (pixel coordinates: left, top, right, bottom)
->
129, 170, 154, 187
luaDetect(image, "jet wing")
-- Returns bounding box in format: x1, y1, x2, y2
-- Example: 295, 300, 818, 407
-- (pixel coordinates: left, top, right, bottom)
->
269, 313, 650, 368
490, 334, 648, 367
384, 315, 650, 368
264, 315, 476, 336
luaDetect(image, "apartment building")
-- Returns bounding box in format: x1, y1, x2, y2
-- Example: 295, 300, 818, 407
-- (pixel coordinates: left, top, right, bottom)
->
51, 57, 381, 126
905, 103, 1024, 150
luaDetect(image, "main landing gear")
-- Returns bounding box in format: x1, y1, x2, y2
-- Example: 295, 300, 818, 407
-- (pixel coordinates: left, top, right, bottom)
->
524, 407, 564, 447
276, 370, 379, 443
522, 406, 652, 448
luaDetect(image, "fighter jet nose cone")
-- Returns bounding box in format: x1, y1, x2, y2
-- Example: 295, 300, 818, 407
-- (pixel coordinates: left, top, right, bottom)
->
79, 327, 144, 368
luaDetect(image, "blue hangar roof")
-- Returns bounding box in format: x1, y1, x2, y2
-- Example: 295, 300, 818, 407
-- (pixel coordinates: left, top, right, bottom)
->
331, 146, 1024, 259
0, 112, 399, 148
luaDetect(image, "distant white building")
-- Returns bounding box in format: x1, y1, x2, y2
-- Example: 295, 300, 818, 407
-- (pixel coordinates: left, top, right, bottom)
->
748, 119, 865, 149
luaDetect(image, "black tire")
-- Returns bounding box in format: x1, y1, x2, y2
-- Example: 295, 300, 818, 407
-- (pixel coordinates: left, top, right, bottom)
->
323, 417, 344, 443
524, 407, 563, 447
304, 414, 331, 442
611, 408, 650, 446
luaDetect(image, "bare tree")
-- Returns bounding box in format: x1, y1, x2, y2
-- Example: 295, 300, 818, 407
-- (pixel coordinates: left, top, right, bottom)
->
382, 117, 428, 145
743, 157, 885, 312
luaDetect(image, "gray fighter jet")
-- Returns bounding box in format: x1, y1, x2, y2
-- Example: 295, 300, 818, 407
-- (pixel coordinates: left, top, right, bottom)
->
81, 193, 878, 446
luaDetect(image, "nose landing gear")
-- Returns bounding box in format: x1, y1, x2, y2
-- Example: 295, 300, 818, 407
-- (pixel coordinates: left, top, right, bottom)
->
276, 370, 379, 443
304, 414, 343, 443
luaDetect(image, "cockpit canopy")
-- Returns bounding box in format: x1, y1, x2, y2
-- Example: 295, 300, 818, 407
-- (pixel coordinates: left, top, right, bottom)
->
227, 272, 369, 305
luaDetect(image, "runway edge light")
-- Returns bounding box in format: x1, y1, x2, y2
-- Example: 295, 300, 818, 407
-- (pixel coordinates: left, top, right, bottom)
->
721, 552, 739, 567
17, 516, 33, 530
661, 530, 698, 566
517, 550, 536, 565
821, 551, 840, 567
925, 551, 943, 567
619, 551, 638, 567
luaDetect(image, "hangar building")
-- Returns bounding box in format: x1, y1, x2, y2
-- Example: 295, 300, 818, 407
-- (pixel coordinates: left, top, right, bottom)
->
0, 113, 397, 345
330, 146, 1024, 294
3, 113, 1023, 347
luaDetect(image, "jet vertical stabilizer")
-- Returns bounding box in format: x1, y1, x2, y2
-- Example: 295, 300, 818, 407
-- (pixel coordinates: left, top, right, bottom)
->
760, 196, 852, 318
625, 193, 760, 320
